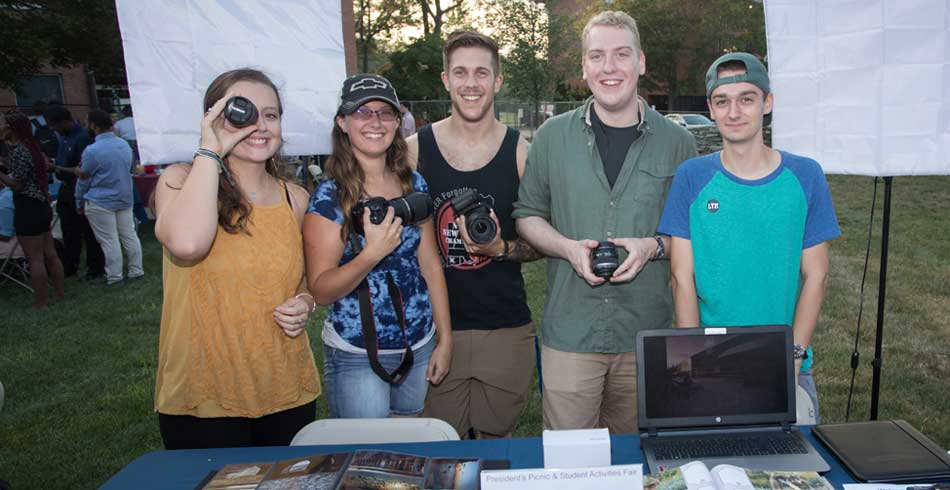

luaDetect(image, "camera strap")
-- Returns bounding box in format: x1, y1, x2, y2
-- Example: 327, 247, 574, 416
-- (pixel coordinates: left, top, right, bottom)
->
349, 233, 414, 385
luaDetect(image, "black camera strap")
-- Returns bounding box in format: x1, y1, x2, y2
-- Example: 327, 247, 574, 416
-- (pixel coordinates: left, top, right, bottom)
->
349, 233, 414, 385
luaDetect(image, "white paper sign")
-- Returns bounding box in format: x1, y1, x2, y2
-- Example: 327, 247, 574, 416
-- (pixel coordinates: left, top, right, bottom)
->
115, 0, 346, 165
764, 0, 950, 176
481, 464, 643, 490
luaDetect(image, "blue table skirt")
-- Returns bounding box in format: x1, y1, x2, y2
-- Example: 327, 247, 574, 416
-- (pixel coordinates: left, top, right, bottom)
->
102, 429, 856, 490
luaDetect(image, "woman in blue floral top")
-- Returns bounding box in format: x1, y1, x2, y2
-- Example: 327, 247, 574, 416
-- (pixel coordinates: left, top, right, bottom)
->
303, 74, 452, 419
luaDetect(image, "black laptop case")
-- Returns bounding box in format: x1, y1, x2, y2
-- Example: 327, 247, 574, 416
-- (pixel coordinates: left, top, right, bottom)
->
812, 420, 950, 483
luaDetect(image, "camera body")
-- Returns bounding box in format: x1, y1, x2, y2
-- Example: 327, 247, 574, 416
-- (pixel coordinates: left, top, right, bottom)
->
223, 96, 258, 128
351, 192, 433, 234
590, 241, 619, 278
449, 189, 497, 245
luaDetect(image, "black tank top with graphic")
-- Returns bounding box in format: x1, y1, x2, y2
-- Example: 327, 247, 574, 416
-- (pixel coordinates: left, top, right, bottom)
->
417, 124, 532, 331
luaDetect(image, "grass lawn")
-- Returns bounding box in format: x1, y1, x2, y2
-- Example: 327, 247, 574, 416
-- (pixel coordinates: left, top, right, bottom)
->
1, 175, 948, 489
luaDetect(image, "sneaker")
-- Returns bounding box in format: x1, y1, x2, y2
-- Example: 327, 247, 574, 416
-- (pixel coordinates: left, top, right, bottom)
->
106, 279, 124, 286
128, 273, 145, 281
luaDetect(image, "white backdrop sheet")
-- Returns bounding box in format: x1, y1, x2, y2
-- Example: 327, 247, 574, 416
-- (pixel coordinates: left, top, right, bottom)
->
115, 0, 345, 165
764, 0, 950, 176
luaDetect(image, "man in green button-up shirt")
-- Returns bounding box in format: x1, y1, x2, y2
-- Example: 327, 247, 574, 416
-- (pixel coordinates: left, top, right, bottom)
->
513, 11, 697, 434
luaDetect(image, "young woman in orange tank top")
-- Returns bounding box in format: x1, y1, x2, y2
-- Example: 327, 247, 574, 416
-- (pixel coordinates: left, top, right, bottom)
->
152, 69, 321, 449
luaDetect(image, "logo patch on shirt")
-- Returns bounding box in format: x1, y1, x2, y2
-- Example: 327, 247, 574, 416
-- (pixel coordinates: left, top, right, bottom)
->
707, 199, 720, 213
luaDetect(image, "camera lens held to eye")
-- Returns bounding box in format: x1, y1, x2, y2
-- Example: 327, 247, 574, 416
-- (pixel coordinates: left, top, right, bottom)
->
591, 241, 620, 278
223, 96, 258, 128
351, 192, 434, 235
449, 189, 497, 245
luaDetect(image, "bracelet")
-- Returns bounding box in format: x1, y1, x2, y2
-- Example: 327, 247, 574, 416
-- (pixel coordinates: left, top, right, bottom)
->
194, 148, 224, 173
194, 148, 236, 186
295, 293, 317, 314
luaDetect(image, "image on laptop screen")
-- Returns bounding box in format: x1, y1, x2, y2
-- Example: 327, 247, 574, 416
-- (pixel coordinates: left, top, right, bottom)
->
642, 330, 789, 420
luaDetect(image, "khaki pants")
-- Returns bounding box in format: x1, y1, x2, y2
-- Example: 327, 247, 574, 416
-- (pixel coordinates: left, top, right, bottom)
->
424, 323, 536, 437
541, 344, 638, 435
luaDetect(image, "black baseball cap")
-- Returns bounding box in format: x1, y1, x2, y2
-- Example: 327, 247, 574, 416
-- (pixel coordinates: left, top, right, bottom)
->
337, 74, 400, 115
705, 52, 770, 98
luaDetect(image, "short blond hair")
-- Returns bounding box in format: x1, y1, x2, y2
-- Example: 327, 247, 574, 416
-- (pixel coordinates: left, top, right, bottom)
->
582, 11, 642, 53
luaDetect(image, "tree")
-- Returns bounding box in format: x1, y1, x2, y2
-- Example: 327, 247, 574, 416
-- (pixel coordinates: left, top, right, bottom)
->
483, 0, 569, 125
0, 0, 126, 90
382, 35, 445, 101
416, 0, 466, 37
353, 0, 413, 73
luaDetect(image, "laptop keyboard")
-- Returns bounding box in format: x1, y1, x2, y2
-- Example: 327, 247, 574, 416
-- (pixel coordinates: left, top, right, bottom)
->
651, 432, 808, 460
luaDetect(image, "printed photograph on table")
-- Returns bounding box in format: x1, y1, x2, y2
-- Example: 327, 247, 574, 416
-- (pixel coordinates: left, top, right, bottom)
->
337, 450, 428, 490
422, 458, 481, 490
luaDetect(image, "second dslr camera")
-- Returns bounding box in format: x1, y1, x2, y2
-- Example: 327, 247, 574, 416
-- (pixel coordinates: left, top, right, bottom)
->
450, 189, 497, 245
351, 192, 434, 234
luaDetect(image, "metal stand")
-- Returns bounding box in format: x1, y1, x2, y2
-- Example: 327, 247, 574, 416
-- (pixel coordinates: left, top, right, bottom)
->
869, 176, 893, 420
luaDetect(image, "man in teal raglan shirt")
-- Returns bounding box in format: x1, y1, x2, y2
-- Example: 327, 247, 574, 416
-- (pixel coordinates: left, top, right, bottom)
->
657, 52, 841, 421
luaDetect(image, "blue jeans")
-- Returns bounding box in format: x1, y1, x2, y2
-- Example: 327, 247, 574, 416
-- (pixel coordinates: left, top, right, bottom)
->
797, 367, 820, 424
323, 336, 433, 418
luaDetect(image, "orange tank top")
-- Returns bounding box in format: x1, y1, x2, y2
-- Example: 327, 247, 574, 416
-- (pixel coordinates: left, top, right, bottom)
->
155, 191, 321, 418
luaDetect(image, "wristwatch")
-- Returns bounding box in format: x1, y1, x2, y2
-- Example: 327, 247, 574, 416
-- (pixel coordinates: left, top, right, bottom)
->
793, 344, 809, 360
493, 239, 509, 262
652, 236, 666, 260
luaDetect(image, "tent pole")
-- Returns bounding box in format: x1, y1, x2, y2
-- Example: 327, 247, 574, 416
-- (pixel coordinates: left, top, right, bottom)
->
869, 176, 893, 420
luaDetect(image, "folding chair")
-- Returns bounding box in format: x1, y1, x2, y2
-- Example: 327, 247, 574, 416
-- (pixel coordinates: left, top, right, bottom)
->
290, 417, 460, 446
795, 385, 817, 425
0, 237, 33, 292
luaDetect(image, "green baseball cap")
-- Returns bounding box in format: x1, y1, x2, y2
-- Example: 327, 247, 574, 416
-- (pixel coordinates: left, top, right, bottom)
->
705, 52, 770, 98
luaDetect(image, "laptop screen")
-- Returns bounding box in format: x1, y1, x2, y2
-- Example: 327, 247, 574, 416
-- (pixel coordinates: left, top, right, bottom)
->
637, 326, 796, 430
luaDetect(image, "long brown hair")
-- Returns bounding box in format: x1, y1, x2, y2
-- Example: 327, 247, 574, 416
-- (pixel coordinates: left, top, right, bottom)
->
324, 113, 412, 241
3, 112, 50, 197
202, 68, 285, 234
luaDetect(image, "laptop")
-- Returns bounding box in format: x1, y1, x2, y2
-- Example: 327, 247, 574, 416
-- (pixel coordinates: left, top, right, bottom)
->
636, 326, 830, 473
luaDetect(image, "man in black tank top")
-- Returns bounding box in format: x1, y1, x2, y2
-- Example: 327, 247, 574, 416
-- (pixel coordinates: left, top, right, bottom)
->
407, 30, 543, 439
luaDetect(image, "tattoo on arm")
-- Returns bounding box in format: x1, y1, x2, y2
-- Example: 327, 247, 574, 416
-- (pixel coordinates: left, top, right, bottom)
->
506, 238, 544, 263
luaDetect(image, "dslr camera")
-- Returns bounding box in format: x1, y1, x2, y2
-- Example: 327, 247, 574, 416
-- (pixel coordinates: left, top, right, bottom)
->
449, 189, 497, 245
351, 192, 433, 234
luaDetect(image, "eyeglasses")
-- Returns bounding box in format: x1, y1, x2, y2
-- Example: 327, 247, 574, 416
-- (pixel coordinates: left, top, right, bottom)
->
351, 106, 399, 123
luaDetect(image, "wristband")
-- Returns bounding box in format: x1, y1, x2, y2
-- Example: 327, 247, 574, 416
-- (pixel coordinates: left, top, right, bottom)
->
295, 293, 317, 314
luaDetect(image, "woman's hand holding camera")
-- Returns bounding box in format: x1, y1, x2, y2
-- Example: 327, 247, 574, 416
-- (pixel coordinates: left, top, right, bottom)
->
199, 91, 258, 157
361, 206, 403, 262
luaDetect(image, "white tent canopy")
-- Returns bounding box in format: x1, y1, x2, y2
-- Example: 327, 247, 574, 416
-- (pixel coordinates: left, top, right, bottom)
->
764, 0, 950, 176
115, 0, 346, 165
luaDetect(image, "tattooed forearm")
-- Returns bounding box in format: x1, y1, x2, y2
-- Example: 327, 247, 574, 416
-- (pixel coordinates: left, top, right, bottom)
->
506, 238, 544, 263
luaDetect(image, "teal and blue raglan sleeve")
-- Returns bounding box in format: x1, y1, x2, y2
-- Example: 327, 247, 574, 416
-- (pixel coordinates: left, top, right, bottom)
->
658, 155, 717, 239
786, 156, 842, 248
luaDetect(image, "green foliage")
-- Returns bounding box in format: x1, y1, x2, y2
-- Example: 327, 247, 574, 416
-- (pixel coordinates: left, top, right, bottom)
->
0, 0, 126, 90
605, 0, 766, 109
382, 35, 446, 101
354, 0, 415, 73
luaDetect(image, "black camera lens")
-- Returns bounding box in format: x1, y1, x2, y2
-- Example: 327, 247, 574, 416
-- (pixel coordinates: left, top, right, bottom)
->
591, 241, 619, 278
351, 192, 433, 235
223, 96, 258, 128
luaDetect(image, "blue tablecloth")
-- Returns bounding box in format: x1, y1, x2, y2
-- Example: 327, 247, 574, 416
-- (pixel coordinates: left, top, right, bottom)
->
102, 429, 856, 489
